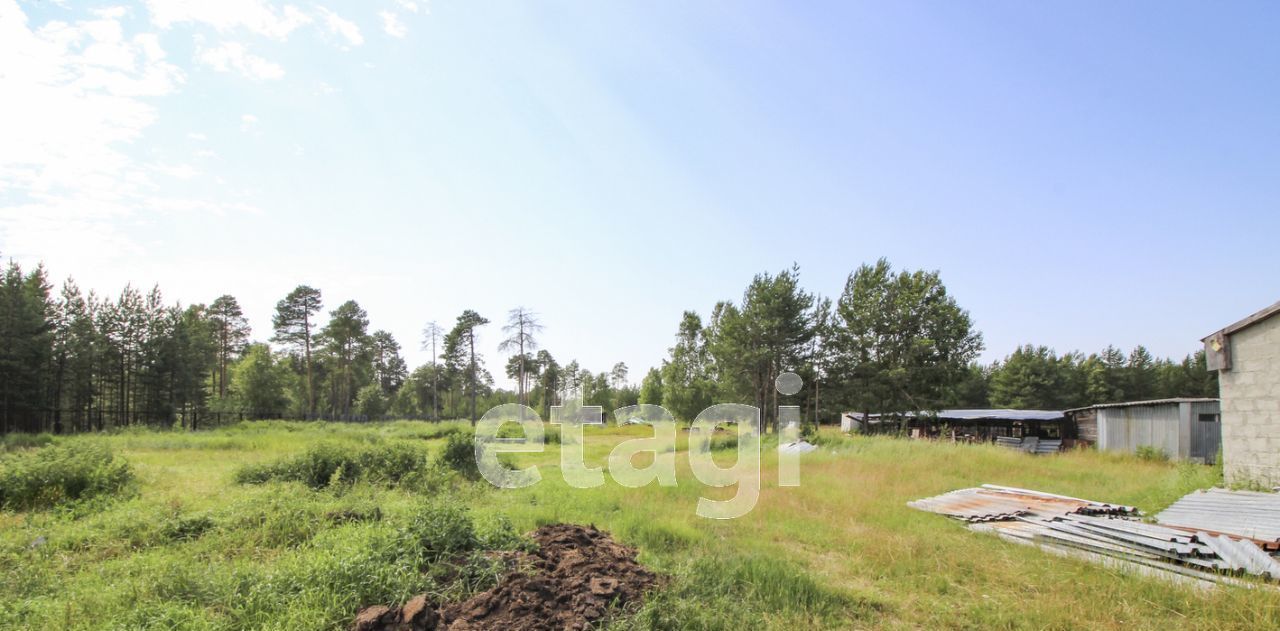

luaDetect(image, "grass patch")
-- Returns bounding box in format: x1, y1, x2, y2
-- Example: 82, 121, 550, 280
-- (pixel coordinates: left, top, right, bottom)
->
614, 554, 882, 630
0, 421, 1272, 630
0, 443, 134, 511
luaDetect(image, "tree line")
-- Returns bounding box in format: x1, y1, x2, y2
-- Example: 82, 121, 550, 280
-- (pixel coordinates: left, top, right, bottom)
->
0, 256, 1216, 434
0, 258, 637, 434
637, 259, 1217, 430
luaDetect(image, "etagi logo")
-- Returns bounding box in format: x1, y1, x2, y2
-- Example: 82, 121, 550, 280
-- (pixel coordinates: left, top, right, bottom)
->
474, 372, 808, 519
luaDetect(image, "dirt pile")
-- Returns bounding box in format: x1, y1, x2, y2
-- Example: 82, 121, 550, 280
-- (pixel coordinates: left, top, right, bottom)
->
353, 524, 658, 631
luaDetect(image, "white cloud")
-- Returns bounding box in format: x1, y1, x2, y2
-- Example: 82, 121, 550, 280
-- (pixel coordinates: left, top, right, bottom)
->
395, 0, 420, 14
187, 132, 207, 141
145, 0, 310, 40
0, 1, 252, 266
241, 113, 259, 124
0, 1, 184, 197
379, 11, 406, 38
317, 7, 362, 47
150, 162, 198, 179
196, 41, 284, 80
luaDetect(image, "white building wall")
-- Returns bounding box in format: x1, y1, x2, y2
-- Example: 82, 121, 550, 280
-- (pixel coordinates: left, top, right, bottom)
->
1221, 316, 1280, 485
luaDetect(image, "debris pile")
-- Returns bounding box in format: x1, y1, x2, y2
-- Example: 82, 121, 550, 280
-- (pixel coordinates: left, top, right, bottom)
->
911, 485, 1280, 587
353, 524, 657, 631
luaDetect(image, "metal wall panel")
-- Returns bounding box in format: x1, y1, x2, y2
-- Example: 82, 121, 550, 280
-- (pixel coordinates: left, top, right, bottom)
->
1098, 404, 1183, 457
1189, 400, 1223, 463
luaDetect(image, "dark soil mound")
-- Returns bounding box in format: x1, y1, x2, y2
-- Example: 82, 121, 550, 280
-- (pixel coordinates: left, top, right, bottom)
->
353, 524, 658, 631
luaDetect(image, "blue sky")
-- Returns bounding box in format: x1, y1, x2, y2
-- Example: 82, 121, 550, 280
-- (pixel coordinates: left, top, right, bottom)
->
2, 0, 1278, 386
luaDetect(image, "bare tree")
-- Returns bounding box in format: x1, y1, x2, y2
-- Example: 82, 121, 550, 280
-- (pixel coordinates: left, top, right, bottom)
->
499, 307, 544, 407
421, 321, 443, 420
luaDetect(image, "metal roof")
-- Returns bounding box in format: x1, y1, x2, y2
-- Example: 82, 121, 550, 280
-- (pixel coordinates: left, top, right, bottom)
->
1201, 298, 1280, 342
933, 409, 1064, 421
1064, 398, 1219, 413
854, 409, 1065, 422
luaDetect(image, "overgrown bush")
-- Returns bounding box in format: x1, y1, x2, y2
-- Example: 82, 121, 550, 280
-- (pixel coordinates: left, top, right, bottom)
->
1135, 445, 1169, 462
395, 501, 534, 601
0, 443, 134, 510
0, 432, 55, 453
440, 432, 480, 480
234, 442, 431, 489
397, 500, 480, 563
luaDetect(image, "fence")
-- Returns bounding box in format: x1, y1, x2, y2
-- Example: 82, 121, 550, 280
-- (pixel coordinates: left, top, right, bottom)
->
1, 409, 456, 435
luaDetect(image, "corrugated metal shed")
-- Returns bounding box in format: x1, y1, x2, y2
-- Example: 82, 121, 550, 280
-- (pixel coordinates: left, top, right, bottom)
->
859, 409, 1065, 422
1065, 398, 1219, 412
924, 409, 1065, 421
1066, 399, 1221, 463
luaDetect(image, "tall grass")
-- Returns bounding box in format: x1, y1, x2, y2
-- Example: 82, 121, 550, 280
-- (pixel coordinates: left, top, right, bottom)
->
0, 443, 133, 510
0, 421, 1272, 631
0, 433, 55, 453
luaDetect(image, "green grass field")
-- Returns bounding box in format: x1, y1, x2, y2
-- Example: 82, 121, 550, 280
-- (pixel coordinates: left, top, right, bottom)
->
2, 420, 1276, 630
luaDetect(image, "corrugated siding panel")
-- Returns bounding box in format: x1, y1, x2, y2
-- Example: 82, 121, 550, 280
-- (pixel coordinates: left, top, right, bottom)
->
1188, 400, 1222, 463
1098, 404, 1183, 457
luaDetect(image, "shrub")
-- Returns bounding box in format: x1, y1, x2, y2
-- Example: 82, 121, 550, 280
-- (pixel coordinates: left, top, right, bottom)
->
440, 432, 480, 481
234, 442, 431, 489
0, 433, 55, 453
544, 426, 562, 445
1135, 445, 1169, 462
396, 502, 533, 598
693, 433, 740, 454
397, 500, 479, 564
0, 443, 134, 511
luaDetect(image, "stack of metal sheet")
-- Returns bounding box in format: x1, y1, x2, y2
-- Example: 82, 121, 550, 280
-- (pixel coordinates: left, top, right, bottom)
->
1034, 439, 1062, 454
979, 484, 1139, 516
907, 487, 1037, 522
911, 485, 1280, 586
1156, 488, 1280, 549
993, 436, 1064, 455
908, 485, 1139, 522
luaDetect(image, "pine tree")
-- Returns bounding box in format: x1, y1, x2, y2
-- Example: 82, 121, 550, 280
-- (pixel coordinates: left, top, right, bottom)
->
448, 310, 489, 423
319, 300, 370, 417
208, 295, 250, 400
271, 285, 323, 416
